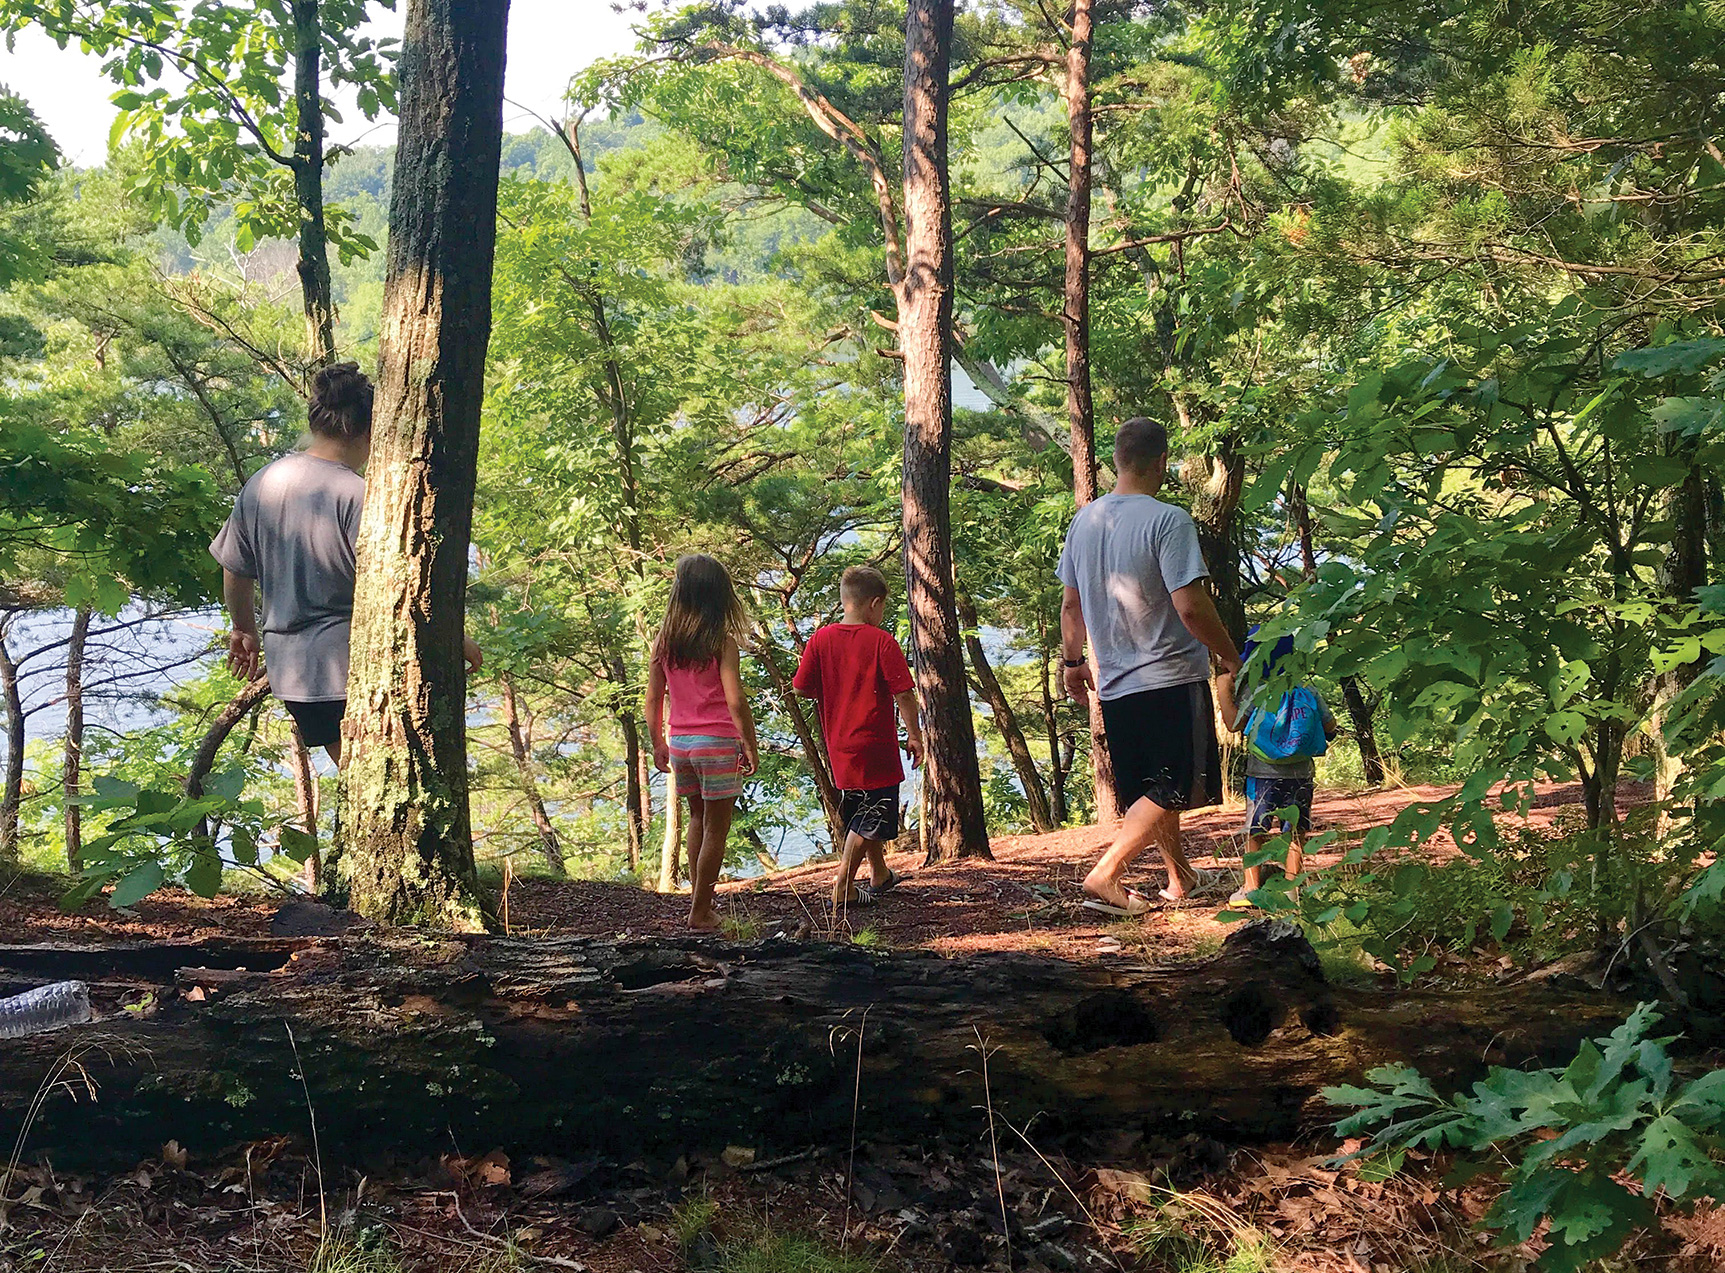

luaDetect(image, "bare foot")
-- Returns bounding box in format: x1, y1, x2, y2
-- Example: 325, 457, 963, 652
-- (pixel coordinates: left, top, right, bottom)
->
688, 909, 721, 932
1157, 866, 1199, 902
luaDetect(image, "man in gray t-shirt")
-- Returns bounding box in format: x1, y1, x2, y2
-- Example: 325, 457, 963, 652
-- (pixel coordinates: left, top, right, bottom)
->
211, 363, 377, 761
1058, 417, 1242, 915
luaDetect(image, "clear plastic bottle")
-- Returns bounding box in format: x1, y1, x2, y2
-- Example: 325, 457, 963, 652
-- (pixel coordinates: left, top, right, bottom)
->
0, 981, 93, 1039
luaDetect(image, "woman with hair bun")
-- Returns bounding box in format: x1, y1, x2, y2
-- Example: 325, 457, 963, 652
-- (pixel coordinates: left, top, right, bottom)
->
209, 363, 479, 762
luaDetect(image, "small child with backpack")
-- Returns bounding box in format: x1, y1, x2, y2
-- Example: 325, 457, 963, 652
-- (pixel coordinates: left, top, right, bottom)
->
1215, 628, 1337, 906
646, 554, 762, 932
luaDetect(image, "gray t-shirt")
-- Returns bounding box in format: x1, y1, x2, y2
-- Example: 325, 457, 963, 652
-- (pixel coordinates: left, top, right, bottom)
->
1056, 492, 1211, 700
209, 452, 364, 703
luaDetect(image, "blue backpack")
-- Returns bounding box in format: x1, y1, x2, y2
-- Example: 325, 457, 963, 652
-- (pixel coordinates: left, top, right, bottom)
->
1243, 687, 1329, 763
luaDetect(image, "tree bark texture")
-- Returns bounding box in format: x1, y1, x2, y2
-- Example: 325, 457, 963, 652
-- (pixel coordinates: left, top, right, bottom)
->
501, 675, 563, 877
0, 623, 22, 861
336, 0, 510, 930
63, 606, 91, 872
958, 593, 1054, 832
0, 923, 1635, 1169
900, 0, 990, 864
291, 0, 337, 366
1189, 438, 1248, 650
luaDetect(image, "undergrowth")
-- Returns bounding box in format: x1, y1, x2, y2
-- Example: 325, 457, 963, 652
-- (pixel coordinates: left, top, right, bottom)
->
1124, 1200, 1275, 1273
672, 1198, 877, 1272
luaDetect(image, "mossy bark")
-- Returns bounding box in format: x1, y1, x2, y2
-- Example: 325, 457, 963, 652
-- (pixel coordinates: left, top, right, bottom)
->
334, 0, 511, 930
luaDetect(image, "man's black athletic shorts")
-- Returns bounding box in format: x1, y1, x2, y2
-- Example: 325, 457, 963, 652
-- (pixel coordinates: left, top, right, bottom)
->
1099, 680, 1221, 813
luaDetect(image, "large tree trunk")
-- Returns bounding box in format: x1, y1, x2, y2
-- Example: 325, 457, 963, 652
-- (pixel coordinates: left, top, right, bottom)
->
901, 0, 989, 865
1188, 432, 1248, 650
501, 675, 563, 877
958, 592, 1054, 832
0, 621, 22, 861
63, 606, 91, 872
1292, 485, 1385, 785
0, 922, 1636, 1169
1060, 0, 1117, 828
335, 0, 510, 930
291, 0, 337, 366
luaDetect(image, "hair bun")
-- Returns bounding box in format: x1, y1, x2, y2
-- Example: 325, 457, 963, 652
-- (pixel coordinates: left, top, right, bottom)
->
308, 362, 375, 440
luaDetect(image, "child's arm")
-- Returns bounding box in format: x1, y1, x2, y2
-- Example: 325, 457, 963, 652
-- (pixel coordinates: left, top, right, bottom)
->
1214, 668, 1244, 732
894, 689, 925, 768
719, 637, 760, 775
222, 568, 261, 680
1322, 700, 1339, 741
645, 652, 670, 773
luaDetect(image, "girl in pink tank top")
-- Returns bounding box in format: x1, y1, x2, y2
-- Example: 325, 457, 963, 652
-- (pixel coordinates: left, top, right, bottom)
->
645, 554, 760, 932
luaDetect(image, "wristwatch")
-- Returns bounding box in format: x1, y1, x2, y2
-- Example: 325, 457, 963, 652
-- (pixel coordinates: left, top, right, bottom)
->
1063, 657, 1086, 668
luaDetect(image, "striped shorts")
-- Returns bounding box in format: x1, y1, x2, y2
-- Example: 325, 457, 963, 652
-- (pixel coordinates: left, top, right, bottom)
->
669, 734, 744, 801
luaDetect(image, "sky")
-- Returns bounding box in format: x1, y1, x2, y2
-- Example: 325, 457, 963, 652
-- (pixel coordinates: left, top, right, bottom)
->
0, 0, 644, 166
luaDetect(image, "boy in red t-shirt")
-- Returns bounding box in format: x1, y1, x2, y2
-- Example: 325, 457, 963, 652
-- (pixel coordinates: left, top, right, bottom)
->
794, 566, 925, 911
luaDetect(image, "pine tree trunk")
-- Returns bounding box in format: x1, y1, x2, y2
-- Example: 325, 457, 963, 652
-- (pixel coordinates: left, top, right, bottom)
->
613, 712, 643, 872
0, 622, 22, 861
901, 0, 989, 864
1060, 0, 1117, 827
291, 0, 337, 366
62, 606, 90, 872
958, 593, 1054, 832
335, 0, 510, 930
1038, 637, 1069, 825
501, 674, 562, 876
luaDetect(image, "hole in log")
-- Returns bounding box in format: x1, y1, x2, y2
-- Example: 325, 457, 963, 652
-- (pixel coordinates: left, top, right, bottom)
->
0, 940, 303, 986
1044, 989, 1159, 1054
1302, 999, 1341, 1037
612, 960, 708, 991
1221, 983, 1282, 1047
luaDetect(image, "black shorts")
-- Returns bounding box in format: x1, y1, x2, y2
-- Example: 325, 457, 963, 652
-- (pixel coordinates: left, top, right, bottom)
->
1099, 681, 1221, 813
282, 699, 345, 750
839, 785, 901, 842
1246, 775, 1314, 837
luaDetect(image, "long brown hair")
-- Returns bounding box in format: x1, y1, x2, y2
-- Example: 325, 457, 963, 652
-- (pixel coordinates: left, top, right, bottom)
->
657, 554, 746, 668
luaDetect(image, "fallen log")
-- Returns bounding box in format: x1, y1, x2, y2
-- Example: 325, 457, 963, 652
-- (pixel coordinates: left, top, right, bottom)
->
0, 922, 1633, 1168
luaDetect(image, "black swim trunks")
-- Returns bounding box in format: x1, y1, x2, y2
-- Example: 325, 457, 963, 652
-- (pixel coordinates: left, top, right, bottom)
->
1098, 680, 1222, 813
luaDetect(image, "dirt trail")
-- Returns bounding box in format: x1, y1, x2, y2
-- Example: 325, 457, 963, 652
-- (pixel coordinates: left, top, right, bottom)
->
0, 779, 1612, 961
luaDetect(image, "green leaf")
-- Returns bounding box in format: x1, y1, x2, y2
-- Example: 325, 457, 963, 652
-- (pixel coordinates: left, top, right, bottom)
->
203, 766, 245, 803
278, 825, 318, 864
1628, 1115, 1725, 1199
230, 826, 259, 867
109, 860, 165, 908
183, 849, 222, 899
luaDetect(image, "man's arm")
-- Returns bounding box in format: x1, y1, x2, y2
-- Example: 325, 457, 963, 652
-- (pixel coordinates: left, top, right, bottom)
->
1059, 586, 1095, 703
222, 568, 260, 680
893, 689, 925, 768
1169, 582, 1242, 675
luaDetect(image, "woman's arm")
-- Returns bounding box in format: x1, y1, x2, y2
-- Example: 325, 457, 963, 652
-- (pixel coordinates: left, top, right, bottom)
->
719, 637, 760, 775
645, 651, 670, 772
